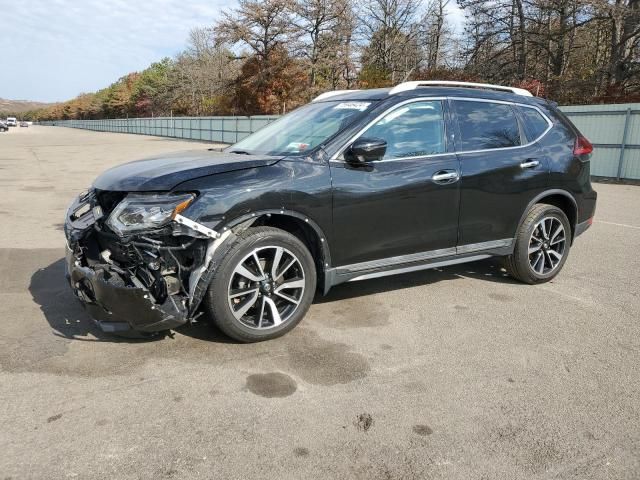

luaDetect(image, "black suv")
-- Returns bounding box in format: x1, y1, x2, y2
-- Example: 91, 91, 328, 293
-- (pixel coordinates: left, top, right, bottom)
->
64, 81, 597, 342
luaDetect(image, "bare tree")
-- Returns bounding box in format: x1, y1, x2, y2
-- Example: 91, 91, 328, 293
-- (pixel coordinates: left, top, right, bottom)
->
292, 0, 354, 88
422, 0, 456, 69
604, 0, 640, 86
215, 0, 296, 61
360, 0, 424, 83
458, 0, 532, 81
171, 27, 239, 115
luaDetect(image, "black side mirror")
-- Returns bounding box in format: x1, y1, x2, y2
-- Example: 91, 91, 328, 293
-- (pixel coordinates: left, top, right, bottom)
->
345, 137, 387, 164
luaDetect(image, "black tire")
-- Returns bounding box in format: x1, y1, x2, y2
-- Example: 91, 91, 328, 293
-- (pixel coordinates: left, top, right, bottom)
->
204, 226, 316, 342
503, 203, 572, 284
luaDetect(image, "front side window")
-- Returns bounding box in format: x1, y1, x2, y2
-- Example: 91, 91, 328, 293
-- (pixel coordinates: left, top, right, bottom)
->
229, 100, 375, 156
355, 101, 446, 160
453, 100, 521, 151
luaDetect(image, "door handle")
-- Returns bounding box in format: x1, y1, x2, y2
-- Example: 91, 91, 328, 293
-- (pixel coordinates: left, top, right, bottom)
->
432, 170, 459, 184
520, 159, 540, 169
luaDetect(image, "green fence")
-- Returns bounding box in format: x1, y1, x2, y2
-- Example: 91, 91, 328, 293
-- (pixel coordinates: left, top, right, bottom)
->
38, 116, 280, 144
38, 103, 640, 180
560, 104, 640, 180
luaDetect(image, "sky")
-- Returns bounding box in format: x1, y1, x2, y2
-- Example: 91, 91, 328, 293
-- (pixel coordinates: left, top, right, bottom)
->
0, 0, 466, 103
0, 0, 227, 102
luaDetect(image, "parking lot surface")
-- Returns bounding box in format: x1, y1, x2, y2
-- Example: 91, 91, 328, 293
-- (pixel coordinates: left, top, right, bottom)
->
1, 126, 639, 479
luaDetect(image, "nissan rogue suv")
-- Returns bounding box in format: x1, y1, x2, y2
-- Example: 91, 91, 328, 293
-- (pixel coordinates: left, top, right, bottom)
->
64, 81, 597, 342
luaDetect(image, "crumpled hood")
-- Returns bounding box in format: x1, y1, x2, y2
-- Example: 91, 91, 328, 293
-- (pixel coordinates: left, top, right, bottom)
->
92, 150, 283, 192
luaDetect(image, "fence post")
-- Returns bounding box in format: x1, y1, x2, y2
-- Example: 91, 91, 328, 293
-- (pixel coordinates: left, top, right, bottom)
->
617, 108, 632, 180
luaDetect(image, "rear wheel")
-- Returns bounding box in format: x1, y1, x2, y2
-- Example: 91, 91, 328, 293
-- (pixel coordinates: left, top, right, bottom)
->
205, 227, 316, 342
504, 204, 571, 284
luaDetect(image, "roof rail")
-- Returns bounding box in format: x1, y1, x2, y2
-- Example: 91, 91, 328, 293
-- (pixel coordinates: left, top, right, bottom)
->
313, 90, 361, 102
388, 81, 533, 97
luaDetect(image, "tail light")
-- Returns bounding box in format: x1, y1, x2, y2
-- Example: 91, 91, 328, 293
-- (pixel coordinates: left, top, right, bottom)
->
574, 136, 593, 156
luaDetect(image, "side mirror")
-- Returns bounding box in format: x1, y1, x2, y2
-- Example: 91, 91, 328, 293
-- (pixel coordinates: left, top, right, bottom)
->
345, 137, 387, 164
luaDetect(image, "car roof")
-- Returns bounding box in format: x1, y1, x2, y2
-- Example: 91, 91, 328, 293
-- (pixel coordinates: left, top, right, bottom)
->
316, 86, 544, 107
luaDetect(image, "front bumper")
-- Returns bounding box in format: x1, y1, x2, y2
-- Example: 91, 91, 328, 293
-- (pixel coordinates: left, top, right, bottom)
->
64, 191, 191, 334
65, 246, 188, 333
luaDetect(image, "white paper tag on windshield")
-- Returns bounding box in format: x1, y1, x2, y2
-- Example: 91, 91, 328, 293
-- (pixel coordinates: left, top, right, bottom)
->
285, 142, 310, 152
333, 102, 370, 111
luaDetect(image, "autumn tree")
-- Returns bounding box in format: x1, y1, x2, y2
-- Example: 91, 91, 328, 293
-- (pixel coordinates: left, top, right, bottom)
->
27, 0, 640, 119
130, 59, 174, 117
215, 0, 302, 112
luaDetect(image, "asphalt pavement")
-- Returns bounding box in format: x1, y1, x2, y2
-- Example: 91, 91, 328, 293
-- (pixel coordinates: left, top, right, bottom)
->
0, 126, 639, 479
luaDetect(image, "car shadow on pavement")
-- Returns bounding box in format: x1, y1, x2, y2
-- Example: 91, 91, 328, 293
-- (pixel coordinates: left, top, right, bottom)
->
29, 257, 519, 343
174, 313, 243, 344
316, 258, 519, 303
29, 258, 164, 343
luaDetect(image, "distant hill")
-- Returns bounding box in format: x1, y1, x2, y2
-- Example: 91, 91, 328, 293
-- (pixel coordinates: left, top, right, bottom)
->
0, 98, 51, 115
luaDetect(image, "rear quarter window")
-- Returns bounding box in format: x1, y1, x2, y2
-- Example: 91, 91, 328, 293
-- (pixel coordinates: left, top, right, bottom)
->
519, 107, 550, 141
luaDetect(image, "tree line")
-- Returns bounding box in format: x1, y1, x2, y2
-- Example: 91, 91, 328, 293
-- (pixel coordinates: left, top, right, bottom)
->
23, 0, 640, 120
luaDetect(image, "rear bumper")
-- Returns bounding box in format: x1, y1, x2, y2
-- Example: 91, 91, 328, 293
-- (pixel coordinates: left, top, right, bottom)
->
575, 218, 593, 238
575, 189, 597, 239
573, 187, 598, 238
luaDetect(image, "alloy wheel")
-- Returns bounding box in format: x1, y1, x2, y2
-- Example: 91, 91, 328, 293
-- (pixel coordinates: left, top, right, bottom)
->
528, 216, 566, 275
227, 246, 306, 329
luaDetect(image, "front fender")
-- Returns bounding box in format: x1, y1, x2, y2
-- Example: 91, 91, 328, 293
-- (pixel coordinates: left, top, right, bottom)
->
174, 159, 334, 264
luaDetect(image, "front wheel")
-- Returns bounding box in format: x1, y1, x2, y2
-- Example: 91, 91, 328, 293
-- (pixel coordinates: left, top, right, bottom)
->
503, 204, 572, 284
204, 227, 316, 342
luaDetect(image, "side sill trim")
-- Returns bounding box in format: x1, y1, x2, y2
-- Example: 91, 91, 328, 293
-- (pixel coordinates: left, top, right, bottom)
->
456, 238, 513, 254
336, 247, 456, 274
336, 238, 513, 275
348, 254, 491, 282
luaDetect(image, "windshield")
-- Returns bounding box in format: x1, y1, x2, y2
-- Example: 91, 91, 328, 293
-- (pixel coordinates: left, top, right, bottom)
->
228, 100, 375, 156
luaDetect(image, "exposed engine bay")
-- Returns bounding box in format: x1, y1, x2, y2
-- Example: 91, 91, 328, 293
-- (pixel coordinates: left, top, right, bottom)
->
64, 189, 233, 335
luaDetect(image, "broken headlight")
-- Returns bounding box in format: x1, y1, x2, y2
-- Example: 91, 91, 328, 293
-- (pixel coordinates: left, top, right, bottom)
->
106, 193, 195, 236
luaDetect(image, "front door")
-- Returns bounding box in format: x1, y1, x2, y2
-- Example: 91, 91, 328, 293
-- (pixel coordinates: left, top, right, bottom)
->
330, 99, 461, 267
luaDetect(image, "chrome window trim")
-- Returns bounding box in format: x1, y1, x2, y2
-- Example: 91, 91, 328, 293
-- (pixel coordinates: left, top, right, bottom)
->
451, 97, 553, 155
329, 151, 454, 164
329, 96, 553, 163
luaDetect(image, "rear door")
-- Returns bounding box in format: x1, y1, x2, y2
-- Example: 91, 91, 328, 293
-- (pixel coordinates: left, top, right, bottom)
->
451, 99, 550, 249
330, 99, 461, 266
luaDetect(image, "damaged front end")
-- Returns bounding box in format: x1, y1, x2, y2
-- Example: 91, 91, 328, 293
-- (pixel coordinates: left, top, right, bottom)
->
64, 189, 229, 335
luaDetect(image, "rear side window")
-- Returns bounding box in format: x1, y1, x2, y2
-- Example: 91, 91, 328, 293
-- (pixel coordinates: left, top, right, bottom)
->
520, 107, 550, 141
453, 100, 521, 151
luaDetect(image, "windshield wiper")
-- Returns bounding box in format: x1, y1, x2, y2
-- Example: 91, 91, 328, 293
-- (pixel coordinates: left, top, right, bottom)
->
229, 150, 251, 155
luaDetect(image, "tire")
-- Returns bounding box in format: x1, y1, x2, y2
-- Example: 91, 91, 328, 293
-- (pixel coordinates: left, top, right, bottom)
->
204, 226, 317, 342
503, 203, 572, 284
